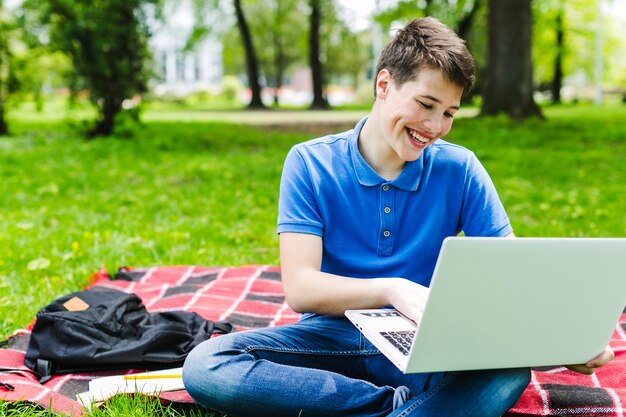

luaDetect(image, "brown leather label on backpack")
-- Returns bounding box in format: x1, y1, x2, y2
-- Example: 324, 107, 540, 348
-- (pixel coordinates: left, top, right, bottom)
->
63, 296, 90, 311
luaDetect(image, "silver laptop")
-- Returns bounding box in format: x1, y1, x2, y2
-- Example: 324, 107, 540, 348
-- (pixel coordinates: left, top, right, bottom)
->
345, 237, 626, 373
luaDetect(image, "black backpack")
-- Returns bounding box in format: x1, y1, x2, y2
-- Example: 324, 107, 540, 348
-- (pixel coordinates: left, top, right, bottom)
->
24, 286, 234, 383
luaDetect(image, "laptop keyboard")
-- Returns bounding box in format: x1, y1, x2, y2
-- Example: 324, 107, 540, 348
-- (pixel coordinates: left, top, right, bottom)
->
380, 330, 415, 355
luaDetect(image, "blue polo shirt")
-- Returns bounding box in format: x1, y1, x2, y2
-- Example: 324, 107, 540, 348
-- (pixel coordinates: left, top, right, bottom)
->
277, 117, 512, 287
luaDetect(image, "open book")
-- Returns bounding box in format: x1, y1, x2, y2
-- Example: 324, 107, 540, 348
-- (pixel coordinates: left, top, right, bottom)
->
77, 367, 184, 409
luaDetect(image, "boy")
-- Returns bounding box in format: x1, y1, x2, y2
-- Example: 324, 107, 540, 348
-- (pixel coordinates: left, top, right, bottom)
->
183, 17, 612, 416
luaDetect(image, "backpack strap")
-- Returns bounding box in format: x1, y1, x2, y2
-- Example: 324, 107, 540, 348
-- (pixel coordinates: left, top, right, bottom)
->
35, 358, 53, 384
212, 320, 236, 335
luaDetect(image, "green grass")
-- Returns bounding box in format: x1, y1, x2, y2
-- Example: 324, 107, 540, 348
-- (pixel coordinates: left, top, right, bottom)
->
447, 105, 626, 238
1, 103, 625, 416
0, 395, 224, 416
0, 120, 307, 336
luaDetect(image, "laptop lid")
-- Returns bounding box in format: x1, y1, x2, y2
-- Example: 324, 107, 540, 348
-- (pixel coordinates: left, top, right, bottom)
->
403, 237, 626, 373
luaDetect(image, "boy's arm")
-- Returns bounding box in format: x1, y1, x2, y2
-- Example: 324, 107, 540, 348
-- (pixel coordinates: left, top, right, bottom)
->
280, 232, 429, 323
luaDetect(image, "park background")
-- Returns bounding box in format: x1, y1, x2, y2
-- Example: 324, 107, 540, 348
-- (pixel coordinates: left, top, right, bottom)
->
0, 0, 625, 415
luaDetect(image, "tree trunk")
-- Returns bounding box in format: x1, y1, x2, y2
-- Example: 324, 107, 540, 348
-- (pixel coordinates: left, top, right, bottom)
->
234, 0, 265, 109
456, 0, 481, 103
424, 0, 434, 16
551, 9, 564, 104
309, 0, 328, 109
0, 33, 8, 135
0, 67, 6, 135
273, 30, 285, 107
89, 97, 121, 137
480, 0, 543, 119
456, 0, 481, 41
0, 104, 7, 136
273, 51, 284, 107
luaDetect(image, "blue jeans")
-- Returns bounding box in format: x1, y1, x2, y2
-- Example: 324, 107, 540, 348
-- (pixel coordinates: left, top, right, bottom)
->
183, 315, 530, 417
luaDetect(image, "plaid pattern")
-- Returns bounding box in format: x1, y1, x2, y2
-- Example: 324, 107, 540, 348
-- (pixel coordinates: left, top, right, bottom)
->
1, 265, 625, 416
507, 308, 626, 417
0, 265, 299, 416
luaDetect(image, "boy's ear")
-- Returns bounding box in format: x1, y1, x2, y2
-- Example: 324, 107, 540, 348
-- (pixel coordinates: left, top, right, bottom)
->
376, 69, 391, 99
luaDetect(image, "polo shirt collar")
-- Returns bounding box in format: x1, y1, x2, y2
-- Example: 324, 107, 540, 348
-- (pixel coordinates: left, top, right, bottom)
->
349, 116, 424, 192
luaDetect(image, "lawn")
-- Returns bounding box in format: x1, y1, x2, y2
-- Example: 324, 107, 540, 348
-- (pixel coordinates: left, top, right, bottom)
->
0, 103, 625, 416
0, 119, 305, 338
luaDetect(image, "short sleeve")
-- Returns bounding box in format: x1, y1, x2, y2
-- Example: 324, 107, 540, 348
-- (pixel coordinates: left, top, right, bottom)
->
277, 147, 324, 236
459, 154, 512, 237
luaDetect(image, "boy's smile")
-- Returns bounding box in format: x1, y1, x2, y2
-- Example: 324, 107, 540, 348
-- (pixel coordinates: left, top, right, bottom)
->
406, 127, 434, 148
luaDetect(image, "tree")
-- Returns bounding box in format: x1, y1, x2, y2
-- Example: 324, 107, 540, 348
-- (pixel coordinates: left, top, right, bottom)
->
242, 0, 305, 106
308, 0, 328, 109
189, 0, 267, 108
0, 4, 13, 135
323, 18, 369, 92
532, 0, 567, 103
456, 0, 482, 42
26, 0, 159, 137
0, 2, 26, 136
533, 0, 625, 104
233, 0, 265, 108
480, 0, 543, 119
265, 0, 304, 106
551, 5, 564, 104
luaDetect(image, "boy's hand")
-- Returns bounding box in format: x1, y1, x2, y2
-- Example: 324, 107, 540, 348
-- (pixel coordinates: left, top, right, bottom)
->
384, 278, 430, 324
565, 345, 614, 375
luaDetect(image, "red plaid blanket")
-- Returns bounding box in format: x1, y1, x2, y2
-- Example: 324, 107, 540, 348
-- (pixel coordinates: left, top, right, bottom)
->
1, 265, 625, 416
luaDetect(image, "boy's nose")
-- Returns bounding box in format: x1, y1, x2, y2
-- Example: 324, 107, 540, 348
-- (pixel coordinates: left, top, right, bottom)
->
423, 117, 441, 136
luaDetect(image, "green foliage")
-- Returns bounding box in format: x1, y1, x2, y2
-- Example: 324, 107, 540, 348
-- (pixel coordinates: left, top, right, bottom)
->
533, 0, 626, 94
218, 0, 308, 96
215, 0, 369, 99
451, 105, 626, 236
0, 401, 56, 417
374, 0, 427, 29
143, 85, 244, 111
22, 0, 161, 136
12, 51, 73, 111
321, 0, 370, 89
0, 3, 22, 134
0, 113, 306, 339
0, 396, 224, 416
372, 0, 625, 101
86, 393, 223, 416
220, 75, 244, 104
111, 106, 143, 138
374, 0, 481, 32
7, 2, 74, 113
247, 0, 306, 88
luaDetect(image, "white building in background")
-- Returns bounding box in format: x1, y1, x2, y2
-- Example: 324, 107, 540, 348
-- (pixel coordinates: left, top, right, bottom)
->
146, 0, 363, 105
149, 1, 223, 96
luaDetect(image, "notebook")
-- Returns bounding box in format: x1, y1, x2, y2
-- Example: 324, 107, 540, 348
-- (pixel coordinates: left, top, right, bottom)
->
77, 367, 184, 409
345, 237, 626, 373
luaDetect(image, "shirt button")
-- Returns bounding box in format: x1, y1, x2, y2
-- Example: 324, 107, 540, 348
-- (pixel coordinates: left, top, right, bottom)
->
382, 185, 390, 191
383, 230, 391, 237
384, 207, 391, 214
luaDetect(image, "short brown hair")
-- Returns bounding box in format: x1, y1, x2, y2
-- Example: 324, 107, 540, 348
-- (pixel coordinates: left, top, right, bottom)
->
375, 17, 475, 97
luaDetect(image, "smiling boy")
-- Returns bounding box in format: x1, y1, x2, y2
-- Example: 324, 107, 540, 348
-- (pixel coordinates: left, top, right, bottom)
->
183, 17, 611, 416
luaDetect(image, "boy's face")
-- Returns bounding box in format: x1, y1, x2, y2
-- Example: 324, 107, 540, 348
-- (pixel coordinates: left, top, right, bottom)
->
376, 67, 463, 162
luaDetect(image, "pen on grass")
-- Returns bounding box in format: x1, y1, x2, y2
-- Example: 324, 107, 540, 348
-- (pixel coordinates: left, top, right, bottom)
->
124, 374, 182, 380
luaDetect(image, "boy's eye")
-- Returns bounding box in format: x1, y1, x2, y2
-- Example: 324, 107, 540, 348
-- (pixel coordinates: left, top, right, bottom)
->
417, 101, 432, 110
444, 112, 454, 119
